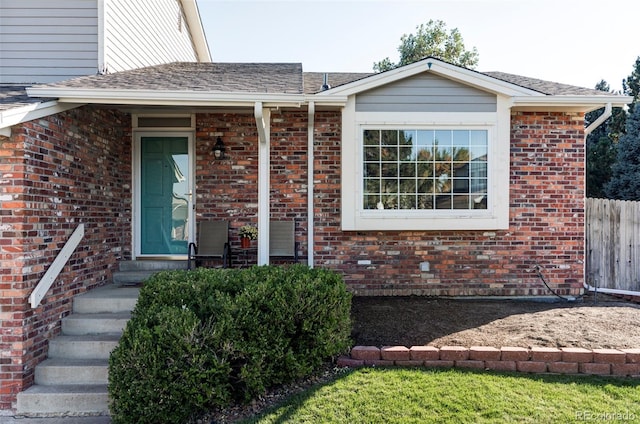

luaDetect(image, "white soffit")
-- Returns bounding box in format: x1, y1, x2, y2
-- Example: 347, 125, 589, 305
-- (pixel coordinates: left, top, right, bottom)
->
0, 101, 81, 131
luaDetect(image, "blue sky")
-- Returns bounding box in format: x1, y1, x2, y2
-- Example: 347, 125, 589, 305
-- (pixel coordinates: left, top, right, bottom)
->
197, 0, 638, 92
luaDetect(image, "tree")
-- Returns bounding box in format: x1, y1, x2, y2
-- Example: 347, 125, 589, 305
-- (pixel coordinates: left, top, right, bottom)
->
604, 102, 640, 200
373, 19, 479, 72
588, 57, 640, 199
585, 80, 624, 198
623, 56, 640, 114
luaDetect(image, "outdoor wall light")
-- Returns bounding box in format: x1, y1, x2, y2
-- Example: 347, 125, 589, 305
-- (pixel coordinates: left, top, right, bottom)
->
213, 137, 226, 159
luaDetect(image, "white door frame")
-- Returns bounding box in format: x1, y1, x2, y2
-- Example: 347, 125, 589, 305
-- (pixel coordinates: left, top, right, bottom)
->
132, 130, 195, 259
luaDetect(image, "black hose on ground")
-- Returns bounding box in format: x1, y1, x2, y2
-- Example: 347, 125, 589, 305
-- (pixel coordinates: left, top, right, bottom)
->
533, 264, 575, 302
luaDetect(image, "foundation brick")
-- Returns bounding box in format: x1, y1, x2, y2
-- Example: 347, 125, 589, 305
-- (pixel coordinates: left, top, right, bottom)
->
351, 346, 380, 361
410, 346, 439, 361
395, 360, 425, 367
337, 356, 363, 367
592, 349, 626, 364
381, 346, 410, 361
580, 362, 611, 375
501, 347, 529, 361
622, 348, 640, 364
469, 346, 500, 361
561, 347, 593, 363
485, 361, 516, 372
530, 347, 562, 362
456, 360, 485, 369
611, 363, 640, 376
548, 362, 579, 374
364, 360, 395, 367
424, 360, 454, 368
517, 361, 547, 373
440, 346, 469, 361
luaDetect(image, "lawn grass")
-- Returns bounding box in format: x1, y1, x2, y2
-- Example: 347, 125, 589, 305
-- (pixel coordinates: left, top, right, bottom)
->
244, 367, 640, 423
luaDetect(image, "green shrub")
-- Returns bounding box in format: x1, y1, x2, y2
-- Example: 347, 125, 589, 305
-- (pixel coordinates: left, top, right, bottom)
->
109, 265, 351, 424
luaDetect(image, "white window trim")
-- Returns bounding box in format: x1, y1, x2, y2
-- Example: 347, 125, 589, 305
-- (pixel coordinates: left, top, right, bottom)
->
341, 96, 511, 231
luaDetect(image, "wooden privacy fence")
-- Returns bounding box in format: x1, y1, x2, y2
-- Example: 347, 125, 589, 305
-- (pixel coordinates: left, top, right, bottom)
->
586, 198, 640, 291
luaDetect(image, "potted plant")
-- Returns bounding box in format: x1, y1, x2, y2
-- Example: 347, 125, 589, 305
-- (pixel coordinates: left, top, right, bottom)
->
239, 225, 258, 248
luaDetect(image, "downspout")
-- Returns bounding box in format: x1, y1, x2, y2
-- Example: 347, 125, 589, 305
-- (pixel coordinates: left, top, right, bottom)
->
583, 102, 623, 297
583, 281, 640, 298
307, 102, 315, 268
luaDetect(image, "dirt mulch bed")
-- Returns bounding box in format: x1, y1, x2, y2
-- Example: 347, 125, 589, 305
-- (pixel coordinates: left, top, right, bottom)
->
204, 293, 640, 423
351, 293, 640, 350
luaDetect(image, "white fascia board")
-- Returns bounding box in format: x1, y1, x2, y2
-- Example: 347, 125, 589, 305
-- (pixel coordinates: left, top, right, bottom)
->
317, 58, 542, 98
305, 94, 347, 106
0, 101, 81, 130
512, 95, 633, 112
26, 88, 306, 108
180, 0, 212, 62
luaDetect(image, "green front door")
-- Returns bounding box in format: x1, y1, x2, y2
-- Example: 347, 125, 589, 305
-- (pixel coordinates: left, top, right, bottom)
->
139, 136, 190, 255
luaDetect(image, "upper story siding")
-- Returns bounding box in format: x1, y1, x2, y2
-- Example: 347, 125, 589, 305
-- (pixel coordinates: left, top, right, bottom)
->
0, 0, 99, 83
355, 72, 497, 113
104, 0, 198, 74
0, 0, 201, 84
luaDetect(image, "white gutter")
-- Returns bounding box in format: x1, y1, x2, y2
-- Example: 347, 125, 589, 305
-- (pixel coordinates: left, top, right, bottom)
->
26, 88, 305, 108
307, 101, 315, 268
512, 95, 630, 111
584, 103, 612, 136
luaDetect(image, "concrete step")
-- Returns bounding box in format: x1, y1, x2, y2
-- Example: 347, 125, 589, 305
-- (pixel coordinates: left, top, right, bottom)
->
118, 259, 188, 272
62, 312, 131, 336
112, 269, 157, 285
48, 335, 121, 360
73, 285, 139, 314
16, 384, 109, 417
113, 260, 188, 285
34, 358, 108, 386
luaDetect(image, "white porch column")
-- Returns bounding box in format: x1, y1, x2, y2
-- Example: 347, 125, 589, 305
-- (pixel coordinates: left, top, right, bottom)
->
255, 102, 271, 265
307, 102, 315, 267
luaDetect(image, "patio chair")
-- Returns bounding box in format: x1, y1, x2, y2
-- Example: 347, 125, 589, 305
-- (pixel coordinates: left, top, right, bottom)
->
188, 221, 231, 269
269, 220, 299, 262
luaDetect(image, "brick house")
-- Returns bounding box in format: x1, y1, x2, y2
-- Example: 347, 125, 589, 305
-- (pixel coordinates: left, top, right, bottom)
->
0, 3, 633, 415
0, 0, 212, 413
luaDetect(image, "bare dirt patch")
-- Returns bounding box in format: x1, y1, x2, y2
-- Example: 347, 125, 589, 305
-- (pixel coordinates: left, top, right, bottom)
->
351, 293, 640, 349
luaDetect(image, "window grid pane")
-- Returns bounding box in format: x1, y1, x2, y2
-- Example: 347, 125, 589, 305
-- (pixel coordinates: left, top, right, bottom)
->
363, 129, 488, 210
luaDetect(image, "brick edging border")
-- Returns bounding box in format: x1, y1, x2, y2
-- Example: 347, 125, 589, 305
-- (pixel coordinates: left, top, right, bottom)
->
337, 346, 640, 377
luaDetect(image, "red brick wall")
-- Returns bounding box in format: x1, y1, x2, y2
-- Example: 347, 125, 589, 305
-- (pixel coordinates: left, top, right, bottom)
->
0, 105, 586, 410
194, 111, 308, 266
0, 106, 131, 409
193, 109, 585, 295
313, 111, 585, 297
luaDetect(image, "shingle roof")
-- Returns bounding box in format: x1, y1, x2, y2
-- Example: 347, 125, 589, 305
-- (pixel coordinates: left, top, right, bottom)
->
0, 85, 49, 112
30, 62, 613, 97
34, 62, 304, 94
303, 69, 611, 97
303, 72, 373, 94
483, 71, 611, 96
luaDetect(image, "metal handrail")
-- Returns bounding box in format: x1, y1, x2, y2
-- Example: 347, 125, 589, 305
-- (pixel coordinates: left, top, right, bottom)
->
29, 223, 85, 308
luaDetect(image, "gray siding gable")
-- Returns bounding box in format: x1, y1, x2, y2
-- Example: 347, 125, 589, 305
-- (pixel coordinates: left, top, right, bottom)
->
355, 72, 497, 113
0, 0, 99, 84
